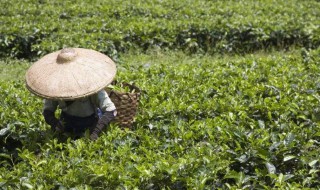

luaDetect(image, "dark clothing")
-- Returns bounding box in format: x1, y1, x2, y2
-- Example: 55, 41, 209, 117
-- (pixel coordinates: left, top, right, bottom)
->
43, 110, 59, 129
42, 91, 116, 140
60, 112, 98, 135
90, 111, 115, 140
43, 109, 116, 140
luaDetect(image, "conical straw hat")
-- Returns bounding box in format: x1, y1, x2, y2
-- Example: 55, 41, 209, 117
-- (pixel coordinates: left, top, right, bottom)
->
26, 48, 117, 100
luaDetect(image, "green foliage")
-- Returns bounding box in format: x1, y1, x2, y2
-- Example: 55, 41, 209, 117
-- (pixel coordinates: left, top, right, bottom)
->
1, 0, 319, 188
1, 49, 320, 189
0, 0, 319, 59
0, 58, 31, 81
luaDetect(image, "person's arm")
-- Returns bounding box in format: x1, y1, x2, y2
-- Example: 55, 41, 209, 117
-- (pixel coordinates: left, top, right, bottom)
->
90, 90, 116, 140
42, 99, 63, 132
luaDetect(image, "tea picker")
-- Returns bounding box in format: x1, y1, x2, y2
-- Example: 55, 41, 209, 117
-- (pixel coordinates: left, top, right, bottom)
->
25, 48, 117, 140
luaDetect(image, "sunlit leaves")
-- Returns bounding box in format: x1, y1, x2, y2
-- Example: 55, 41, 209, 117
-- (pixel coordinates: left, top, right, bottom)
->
0, 0, 319, 59
1, 49, 320, 188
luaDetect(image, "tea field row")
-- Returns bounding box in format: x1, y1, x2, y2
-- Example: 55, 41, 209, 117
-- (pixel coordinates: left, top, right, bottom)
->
0, 0, 319, 59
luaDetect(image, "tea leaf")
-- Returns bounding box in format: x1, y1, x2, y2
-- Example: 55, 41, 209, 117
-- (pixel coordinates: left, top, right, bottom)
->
266, 162, 276, 174
0, 128, 10, 136
283, 155, 296, 162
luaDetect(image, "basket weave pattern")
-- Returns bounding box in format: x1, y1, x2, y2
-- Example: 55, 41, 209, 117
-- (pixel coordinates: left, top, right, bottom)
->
106, 82, 141, 128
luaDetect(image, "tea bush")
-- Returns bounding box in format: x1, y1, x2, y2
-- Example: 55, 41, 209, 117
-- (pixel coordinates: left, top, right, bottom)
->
0, 0, 319, 59
1, 49, 320, 189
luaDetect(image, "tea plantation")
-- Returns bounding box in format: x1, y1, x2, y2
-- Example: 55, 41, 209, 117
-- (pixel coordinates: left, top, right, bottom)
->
1, 0, 320, 189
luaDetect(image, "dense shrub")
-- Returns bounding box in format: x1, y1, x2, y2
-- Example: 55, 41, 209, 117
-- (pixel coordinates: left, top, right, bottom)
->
1, 49, 320, 189
0, 0, 319, 59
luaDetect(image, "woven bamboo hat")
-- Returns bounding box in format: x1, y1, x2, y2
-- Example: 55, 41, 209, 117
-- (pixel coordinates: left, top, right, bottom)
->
26, 48, 117, 100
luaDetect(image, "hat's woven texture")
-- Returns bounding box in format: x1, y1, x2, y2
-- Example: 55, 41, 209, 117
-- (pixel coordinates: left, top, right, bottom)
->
26, 48, 116, 100
106, 82, 141, 128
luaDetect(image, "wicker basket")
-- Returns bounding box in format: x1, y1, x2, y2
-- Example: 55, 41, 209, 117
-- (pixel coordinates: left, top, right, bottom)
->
106, 81, 141, 128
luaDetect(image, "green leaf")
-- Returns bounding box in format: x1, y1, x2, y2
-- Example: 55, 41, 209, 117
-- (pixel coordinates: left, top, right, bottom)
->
22, 183, 33, 189
283, 155, 296, 162
265, 162, 276, 174
0, 127, 10, 136
308, 160, 318, 167
258, 120, 265, 129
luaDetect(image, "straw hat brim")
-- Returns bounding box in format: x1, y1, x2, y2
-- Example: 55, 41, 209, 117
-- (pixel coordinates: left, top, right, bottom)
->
26, 48, 117, 100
